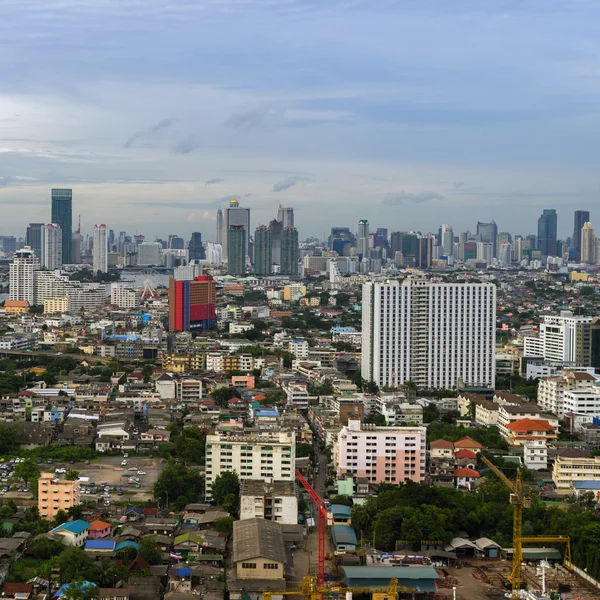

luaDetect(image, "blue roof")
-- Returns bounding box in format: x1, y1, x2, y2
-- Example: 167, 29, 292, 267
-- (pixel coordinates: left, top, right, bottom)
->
85, 539, 116, 550
573, 480, 600, 489
54, 582, 95, 598
330, 504, 353, 517
256, 410, 279, 417
331, 525, 358, 547
116, 541, 140, 552
51, 520, 91, 535
126, 506, 144, 515
342, 566, 439, 593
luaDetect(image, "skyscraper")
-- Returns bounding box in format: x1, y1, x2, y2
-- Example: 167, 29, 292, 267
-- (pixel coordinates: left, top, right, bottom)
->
40, 224, 62, 270
93, 224, 108, 274
581, 222, 596, 265
9, 247, 37, 303
277, 205, 294, 228
268, 219, 283, 266
227, 225, 246, 276
574, 210, 590, 262
390, 232, 403, 256
358, 220, 369, 258
223, 199, 250, 261
168, 275, 217, 332
417, 235, 433, 268
361, 279, 496, 389
538, 209, 558, 257
26, 223, 44, 259
281, 226, 299, 275
441, 224, 454, 256
51, 189, 72, 264
476, 221, 498, 257
254, 226, 272, 276
216, 209, 223, 245
188, 232, 205, 260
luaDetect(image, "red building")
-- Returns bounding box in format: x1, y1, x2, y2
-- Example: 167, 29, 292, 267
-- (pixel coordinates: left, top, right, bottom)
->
168, 275, 217, 332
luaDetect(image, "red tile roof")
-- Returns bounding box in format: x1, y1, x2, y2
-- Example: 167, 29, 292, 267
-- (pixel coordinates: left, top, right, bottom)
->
454, 436, 485, 449
89, 520, 111, 531
507, 418, 555, 432
2, 583, 33, 595
454, 449, 477, 459
454, 468, 480, 478
430, 439, 454, 449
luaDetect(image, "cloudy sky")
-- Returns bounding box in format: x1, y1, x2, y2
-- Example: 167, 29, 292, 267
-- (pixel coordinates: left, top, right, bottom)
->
1, 0, 600, 241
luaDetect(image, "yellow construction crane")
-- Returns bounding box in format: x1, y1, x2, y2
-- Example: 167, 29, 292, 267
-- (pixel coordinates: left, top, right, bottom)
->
263, 576, 401, 600
479, 454, 531, 595
520, 536, 572, 570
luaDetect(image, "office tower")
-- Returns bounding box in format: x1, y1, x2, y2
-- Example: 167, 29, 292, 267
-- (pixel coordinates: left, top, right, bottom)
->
581, 222, 596, 264
205, 243, 222, 265
538, 209, 558, 257
459, 231, 470, 261
9, 247, 38, 303
71, 230, 82, 264
390, 232, 403, 256
169, 236, 185, 250
223, 198, 250, 261
361, 279, 496, 389
108, 229, 115, 251
277, 205, 294, 228
476, 242, 493, 265
358, 219, 369, 257
137, 242, 162, 266
268, 219, 283, 265
254, 226, 272, 276
228, 225, 246, 276
497, 231, 512, 246
40, 224, 63, 270
417, 235, 432, 268
92, 224, 108, 273
328, 227, 355, 251
0, 237, 16, 254
463, 241, 477, 260
134, 234, 145, 245
281, 226, 299, 275
51, 189, 72, 264
574, 210, 590, 262
476, 220, 498, 257
216, 209, 224, 245
118, 231, 126, 253
188, 232, 205, 260
168, 275, 217, 332
441, 224, 454, 256
26, 224, 43, 258
498, 242, 512, 265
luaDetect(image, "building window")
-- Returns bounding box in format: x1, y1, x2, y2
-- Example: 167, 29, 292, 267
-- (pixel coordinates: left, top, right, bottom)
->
242, 563, 257, 569
264, 563, 279, 569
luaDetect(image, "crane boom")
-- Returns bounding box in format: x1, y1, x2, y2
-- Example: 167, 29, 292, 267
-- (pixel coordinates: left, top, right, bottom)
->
479, 454, 518, 494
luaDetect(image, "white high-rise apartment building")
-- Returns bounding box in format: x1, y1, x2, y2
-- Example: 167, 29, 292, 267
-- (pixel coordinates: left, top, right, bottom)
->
40, 224, 62, 270
362, 279, 496, 389
9, 247, 38, 303
204, 431, 295, 500
93, 224, 108, 274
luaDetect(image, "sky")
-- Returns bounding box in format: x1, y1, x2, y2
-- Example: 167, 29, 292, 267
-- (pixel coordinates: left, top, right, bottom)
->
1, 0, 600, 242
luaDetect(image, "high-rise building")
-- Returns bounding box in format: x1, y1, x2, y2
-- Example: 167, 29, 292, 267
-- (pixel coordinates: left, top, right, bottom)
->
328, 227, 355, 251
277, 205, 294, 228
41, 224, 63, 270
463, 241, 477, 260
574, 210, 591, 262
268, 219, 283, 265
26, 223, 43, 258
137, 242, 163, 266
188, 232, 205, 260
9, 247, 38, 303
459, 231, 470, 261
92, 224, 108, 274
223, 199, 250, 261
227, 225, 246, 276
476, 221, 498, 257
441, 224, 454, 256
51, 189, 72, 264
476, 242, 493, 265
169, 235, 185, 250
216, 209, 224, 245
498, 242, 512, 265
254, 226, 272, 276
168, 275, 217, 332
361, 279, 496, 389
390, 232, 403, 256
417, 235, 433, 268
281, 226, 299, 275
538, 209, 558, 257
358, 219, 369, 257
581, 222, 596, 265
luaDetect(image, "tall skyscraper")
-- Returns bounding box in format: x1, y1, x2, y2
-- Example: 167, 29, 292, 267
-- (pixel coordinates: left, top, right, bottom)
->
188, 232, 205, 260
9, 247, 38, 303
216, 209, 224, 245
254, 226, 272, 276
538, 209, 558, 257
93, 224, 108, 274
40, 224, 63, 270
168, 275, 217, 332
574, 210, 590, 262
459, 231, 470, 261
51, 189, 72, 264
581, 222, 596, 264
277, 205, 294, 228
227, 225, 246, 276
476, 221, 498, 257
281, 226, 299, 275
357, 220, 369, 258
417, 235, 433, 268
223, 199, 250, 261
390, 232, 403, 256
26, 223, 44, 259
441, 224, 454, 256
169, 236, 185, 250
268, 219, 283, 266
361, 279, 496, 389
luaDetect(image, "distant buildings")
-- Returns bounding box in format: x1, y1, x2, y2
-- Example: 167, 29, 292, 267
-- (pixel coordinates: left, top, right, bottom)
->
26, 223, 43, 258
280, 227, 299, 275
137, 242, 163, 266
51, 188, 72, 264
358, 219, 369, 258
228, 225, 247, 276
537, 209, 558, 257
581, 222, 596, 265
188, 232, 205, 260
41, 224, 62, 270
277, 205, 294, 228
254, 225, 272, 276
223, 198, 250, 261
9, 247, 38, 303
168, 275, 217, 332
574, 210, 590, 262
92, 224, 108, 274
476, 220, 498, 257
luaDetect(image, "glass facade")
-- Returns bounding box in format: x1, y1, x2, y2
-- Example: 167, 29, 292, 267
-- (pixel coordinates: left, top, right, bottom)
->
51, 189, 72, 264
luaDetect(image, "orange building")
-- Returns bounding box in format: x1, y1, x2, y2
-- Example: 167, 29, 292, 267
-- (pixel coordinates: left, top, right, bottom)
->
38, 473, 81, 520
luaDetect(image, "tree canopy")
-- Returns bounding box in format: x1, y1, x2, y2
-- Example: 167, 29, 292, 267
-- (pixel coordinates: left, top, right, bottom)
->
153, 462, 203, 510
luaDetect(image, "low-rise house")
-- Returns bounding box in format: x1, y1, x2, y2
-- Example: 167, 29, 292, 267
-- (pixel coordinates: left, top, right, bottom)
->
140, 430, 171, 443
454, 467, 480, 491
143, 518, 179, 536
88, 520, 111, 539
50, 520, 91, 547
331, 524, 357, 550
504, 418, 557, 446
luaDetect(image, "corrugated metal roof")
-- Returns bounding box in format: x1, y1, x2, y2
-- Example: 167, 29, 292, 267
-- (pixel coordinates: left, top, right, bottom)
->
331, 525, 357, 546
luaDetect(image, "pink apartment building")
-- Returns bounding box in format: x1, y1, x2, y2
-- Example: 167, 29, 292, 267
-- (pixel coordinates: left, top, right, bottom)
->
336, 420, 426, 484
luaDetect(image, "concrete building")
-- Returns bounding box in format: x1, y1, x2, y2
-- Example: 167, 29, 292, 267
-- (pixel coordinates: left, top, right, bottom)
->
228, 225, 246, 276
574, 210, 590, 262
41, 224, 62, 270
563, 389, 600, 417
174, 379, 203, 403
110, 283, 139, 309
9, 247, 38, 304
553, 454, 600, 490
254, 225, 272, 276
43, 297, 69, 315
537, 209, 558, 257
51, 188, 72, 264
282, 381, 309, 409
358, 219, 369, 258
335, 419, 426, 485
375, 397, 424, 426
524, 439, 548, 470
538, 371, 598, 416
288, 339, 309, 358
93, 224, 108, 274
504, 418, 557, 446
38, 473, 81, 521
137, 242, 163, 266
205, 431, 295, 500
361, 279, 496, 389
581, 222, 597, 264
277, 205, 294, 228
224, 198, 250, 261
26, 223, 44, 259
240, 480, 297, 524
281, 226, 299, 275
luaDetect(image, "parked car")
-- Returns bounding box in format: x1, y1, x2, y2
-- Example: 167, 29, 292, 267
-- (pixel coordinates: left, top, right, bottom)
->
137, 471, 146, 476
128, 467, 138, 471
121, 460, 127, 466
123, 453, 129, 458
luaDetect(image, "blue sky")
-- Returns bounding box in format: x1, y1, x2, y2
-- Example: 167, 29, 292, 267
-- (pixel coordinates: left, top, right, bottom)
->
1, 0, 600, 241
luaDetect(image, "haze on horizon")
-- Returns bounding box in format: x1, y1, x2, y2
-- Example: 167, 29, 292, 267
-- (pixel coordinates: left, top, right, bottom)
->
1, 0, 600, 240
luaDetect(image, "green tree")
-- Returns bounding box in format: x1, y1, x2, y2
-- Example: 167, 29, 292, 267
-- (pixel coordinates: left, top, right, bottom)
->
67, 505, 84, 520
54, 510, 69, 525
97, 559, 129, 587
30, 537, 65, 559
329, 495, 353, 507
213, 516, 235, 536
211, 471, 240, 507
364, 413, 386, 426
65, 469, 80, 481
210, 387, 242, 408
296, 443, 315, 463
139, 537, 162, 565
174, 426, 207, 464
54, 547, 99, 583
153, 463, 203, 510
61, 580, 99, 600
13, 460, 40, 487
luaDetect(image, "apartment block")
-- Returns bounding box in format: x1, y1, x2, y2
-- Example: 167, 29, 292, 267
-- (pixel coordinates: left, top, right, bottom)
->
240, 480, 298, 524
161, 353, 206, 373
38, 473, 81, 520
375, 396, 424, 426
205, 431, 295, 499
174, 379, 203, 403
282, 381, 310, 409
538, 371, 598, 416
110, 283, 140, 309
553, 454, 600, 489
563, 389, 600, 416
335, 419, 426, 485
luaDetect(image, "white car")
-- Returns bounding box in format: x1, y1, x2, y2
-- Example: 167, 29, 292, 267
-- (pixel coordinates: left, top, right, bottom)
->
137, 471, 146, 476
121, 460, 127, 466
123, 453, 129, 458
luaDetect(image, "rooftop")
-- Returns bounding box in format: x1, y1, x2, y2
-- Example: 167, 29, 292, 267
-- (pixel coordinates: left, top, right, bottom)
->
240, 480, 295, 497
233, 518, 286, 564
